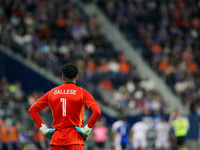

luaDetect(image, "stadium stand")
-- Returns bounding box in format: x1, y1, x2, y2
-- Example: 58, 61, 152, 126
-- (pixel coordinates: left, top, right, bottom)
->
0, 0, 199, 150
0, 0, 167, 116
97, 0, 200, 115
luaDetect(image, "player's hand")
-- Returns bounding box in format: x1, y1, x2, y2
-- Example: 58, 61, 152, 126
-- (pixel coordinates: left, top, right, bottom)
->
74, 124, 92, 141
40, 123, 56, 139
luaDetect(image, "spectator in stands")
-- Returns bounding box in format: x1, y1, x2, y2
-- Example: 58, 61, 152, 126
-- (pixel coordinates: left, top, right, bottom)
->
108, 58, 119, 73
9, 81, 24, 101
0, 77, 10, 98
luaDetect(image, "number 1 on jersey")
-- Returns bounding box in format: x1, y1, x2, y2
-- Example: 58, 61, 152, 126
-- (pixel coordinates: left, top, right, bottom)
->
60, 98, 67, 116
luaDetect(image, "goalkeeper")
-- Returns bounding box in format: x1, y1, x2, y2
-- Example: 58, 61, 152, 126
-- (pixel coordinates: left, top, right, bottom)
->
28, 63, 101, 150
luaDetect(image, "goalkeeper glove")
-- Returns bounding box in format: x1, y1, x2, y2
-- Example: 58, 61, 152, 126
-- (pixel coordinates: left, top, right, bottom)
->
74, 124, 92, 141
40, 123, 56, 139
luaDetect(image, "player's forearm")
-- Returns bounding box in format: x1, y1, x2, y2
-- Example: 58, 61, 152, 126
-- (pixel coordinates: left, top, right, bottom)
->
87, 103, 101, 128
28, 105, 44, 128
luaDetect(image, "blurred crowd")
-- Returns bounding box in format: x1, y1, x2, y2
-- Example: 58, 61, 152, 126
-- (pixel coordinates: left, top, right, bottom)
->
97, 0, 200, 115
0, 0, 167, 115
0, 77, 52, 150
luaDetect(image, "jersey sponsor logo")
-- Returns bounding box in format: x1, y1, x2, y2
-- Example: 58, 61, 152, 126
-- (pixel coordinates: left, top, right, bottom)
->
54, 89, 77, 95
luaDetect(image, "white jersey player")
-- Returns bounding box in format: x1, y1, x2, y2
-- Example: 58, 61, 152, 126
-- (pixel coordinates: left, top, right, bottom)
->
131, 119, 149, 150
111, 118, 124, 150
155, 117, 171, 150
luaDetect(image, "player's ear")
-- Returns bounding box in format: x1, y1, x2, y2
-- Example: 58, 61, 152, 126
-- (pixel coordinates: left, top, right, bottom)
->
62, 75, 65, 82
76, 75, 78, 80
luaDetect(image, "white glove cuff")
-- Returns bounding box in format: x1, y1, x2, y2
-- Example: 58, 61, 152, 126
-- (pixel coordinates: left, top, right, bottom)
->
40, 123, 48, 135
84, 124, 92, 135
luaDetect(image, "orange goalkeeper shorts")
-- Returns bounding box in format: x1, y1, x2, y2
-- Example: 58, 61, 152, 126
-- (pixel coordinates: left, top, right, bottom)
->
51, 145, 84, 150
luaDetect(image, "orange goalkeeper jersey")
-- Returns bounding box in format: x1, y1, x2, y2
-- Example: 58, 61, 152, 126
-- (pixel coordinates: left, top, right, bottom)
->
28, 83, 101, 146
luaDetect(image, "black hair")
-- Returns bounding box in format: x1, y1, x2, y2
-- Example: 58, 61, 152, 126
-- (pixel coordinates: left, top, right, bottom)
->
61, 63, 78, 79
118, 115, 127, 121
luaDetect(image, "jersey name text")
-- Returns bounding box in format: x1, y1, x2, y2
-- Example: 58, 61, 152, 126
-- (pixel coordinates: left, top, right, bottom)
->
54, 90, 77, 95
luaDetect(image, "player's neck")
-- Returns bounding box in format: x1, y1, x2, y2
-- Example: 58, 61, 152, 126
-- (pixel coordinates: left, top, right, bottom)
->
64, 81, 75, 84
64, 79, 76, 84
63, 77, 76, 84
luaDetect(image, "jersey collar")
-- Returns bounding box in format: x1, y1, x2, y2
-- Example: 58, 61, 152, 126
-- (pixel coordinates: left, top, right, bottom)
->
64, 82, 75, 84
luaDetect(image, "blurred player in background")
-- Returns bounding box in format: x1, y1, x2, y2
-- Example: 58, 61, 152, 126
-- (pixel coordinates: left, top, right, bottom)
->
111, 117, 124, 150
117, 117, 129, 150
130, 117, 149, 150
92, 118, 108, 150
28, 63, 101, 150
169, 110, 189, 150
154, 117, 171, 150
